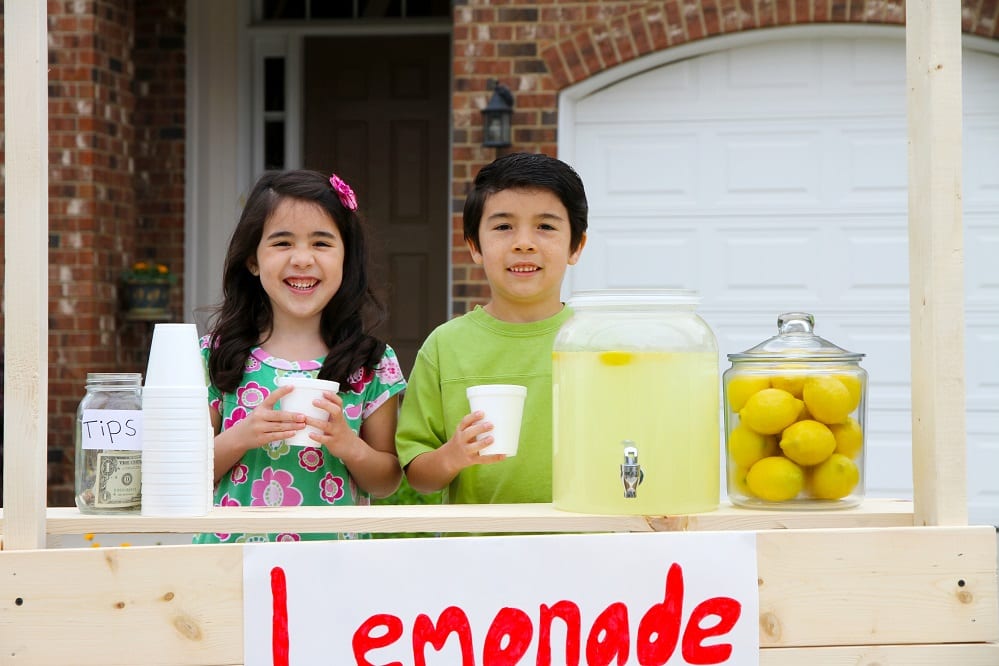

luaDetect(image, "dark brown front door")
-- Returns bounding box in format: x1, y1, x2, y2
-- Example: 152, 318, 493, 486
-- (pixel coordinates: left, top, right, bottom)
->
303, 35, 449, 376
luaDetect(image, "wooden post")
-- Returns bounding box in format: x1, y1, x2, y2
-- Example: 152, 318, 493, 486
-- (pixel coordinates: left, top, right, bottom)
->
905, 1, 967, 526
2, 1, 49, 550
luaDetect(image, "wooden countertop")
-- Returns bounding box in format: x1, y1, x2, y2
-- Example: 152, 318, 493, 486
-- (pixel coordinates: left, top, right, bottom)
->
0, 498, 916, 536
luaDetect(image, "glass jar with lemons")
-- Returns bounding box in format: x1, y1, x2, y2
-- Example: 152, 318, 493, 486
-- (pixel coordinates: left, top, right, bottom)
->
724, 312, 867, 509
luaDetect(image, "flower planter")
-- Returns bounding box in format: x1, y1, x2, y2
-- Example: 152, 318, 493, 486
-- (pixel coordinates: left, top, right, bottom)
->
121, 280, 172, 320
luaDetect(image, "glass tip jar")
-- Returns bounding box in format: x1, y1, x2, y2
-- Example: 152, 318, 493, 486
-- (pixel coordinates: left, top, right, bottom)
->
74, 372, 144, 514
723, 313, 867, 510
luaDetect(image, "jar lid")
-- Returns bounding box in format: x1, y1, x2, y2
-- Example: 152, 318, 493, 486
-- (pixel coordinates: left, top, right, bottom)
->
85, 372, 143, 385
727, 312, 864, 362
568, 289, 701, 309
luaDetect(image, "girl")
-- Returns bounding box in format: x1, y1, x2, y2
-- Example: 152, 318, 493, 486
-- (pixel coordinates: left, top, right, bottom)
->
194, 170, 406, 543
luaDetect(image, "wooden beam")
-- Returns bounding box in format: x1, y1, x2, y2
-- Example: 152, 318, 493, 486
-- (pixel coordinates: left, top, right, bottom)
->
2, 0, 49, 550
0, 526, 994, 663
761, 644, 999, 665
905, 1, 967, 526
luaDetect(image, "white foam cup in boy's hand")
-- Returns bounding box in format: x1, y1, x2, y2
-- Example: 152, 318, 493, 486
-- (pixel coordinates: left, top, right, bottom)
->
275, 376, 340, 446
466, 384, 527, 456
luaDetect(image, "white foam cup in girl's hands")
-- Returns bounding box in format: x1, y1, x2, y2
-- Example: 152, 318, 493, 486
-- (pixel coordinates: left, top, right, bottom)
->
275, 376, 340, 446
466, 384, 527, 456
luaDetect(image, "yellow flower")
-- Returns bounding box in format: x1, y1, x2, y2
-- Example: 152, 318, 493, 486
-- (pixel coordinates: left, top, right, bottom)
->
123, 260, 177, 284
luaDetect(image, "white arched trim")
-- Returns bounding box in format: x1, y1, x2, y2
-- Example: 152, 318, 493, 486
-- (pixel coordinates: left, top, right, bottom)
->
558, 24, 999, 165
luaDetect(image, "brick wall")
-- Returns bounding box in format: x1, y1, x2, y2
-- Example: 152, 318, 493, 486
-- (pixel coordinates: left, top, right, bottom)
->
0, 0, 185, 505
449, 0, 999, 314
46, 0, 139, 504
132, 0, 186, 324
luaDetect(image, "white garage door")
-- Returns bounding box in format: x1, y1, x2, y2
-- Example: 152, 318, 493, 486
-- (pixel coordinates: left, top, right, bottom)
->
562, 34, 999, 525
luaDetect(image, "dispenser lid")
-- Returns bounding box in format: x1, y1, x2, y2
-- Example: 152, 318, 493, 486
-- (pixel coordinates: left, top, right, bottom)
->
727, 312, 864, 362
567, 289, 701, 309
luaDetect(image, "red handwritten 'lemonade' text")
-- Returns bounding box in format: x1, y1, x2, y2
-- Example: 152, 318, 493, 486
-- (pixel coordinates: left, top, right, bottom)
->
342, 563, 741, 665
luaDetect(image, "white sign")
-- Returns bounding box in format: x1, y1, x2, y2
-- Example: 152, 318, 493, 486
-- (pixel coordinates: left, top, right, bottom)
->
80, 409, 142, 450
243, 531, 759, 665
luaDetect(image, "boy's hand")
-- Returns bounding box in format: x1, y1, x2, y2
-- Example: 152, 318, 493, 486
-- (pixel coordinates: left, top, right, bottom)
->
441, 410, 507, 470
233, 384, 306, 450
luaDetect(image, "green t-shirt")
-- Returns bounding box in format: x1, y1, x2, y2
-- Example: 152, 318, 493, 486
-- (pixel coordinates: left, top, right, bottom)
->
395, 305, 572, 504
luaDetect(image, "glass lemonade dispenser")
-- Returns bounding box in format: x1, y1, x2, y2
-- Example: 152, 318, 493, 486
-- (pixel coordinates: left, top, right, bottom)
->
552, 290, 720, 515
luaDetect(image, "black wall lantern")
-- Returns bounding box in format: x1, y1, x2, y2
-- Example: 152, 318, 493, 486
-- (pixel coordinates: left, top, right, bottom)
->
481, 80, 514, 148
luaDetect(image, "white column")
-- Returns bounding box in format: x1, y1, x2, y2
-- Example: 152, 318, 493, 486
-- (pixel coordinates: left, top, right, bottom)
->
2, 0, 50, 549
906, 0, 967, 527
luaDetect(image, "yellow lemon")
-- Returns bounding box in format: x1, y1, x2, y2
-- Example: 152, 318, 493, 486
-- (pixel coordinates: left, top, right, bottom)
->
727, 425, 779, 468
726, 374, 771, 411
746, 456, 804, 502
802, 376, 853, 424
599, 351, 633, 366
834, 373, 863, 412
728, 465, 752, 497
809, 453, 860, 499
769, 374, 805, 398
829, 417, 864, 459
739, 388, 803, 435
779, 419, 836, 466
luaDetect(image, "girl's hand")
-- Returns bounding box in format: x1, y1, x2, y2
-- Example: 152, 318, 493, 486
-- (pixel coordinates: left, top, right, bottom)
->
307, 391, 360, 459
306, 392, 402, 498
231, 384, 306, 451
439, 410, 507, 471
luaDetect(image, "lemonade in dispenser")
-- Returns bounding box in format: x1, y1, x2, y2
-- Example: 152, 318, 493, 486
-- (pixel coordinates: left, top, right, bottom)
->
724, 312, 867, 509
552, 290, 720, 515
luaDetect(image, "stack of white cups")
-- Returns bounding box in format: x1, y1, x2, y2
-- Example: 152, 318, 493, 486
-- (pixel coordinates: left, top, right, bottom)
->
141, 323, 214, 516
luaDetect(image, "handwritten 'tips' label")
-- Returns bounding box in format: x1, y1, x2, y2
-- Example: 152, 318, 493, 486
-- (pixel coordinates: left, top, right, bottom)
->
81, 409, 143, 450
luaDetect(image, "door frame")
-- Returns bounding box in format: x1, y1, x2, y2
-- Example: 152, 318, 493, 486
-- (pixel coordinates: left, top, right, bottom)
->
185, 0, 453, 328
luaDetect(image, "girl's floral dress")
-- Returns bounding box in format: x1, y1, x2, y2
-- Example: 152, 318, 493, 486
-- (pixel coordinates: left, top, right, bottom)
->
193, 339, 406, 543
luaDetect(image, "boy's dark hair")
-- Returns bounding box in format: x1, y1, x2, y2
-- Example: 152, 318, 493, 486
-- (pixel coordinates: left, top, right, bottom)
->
207, 169, 387, 394
462, 152, 588, 252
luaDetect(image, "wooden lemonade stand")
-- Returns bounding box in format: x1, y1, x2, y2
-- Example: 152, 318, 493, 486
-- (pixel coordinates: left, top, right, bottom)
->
1, 2, 997, 664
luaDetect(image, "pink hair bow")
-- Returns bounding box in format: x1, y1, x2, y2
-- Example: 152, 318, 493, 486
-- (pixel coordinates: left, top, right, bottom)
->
329, 173, 358, 211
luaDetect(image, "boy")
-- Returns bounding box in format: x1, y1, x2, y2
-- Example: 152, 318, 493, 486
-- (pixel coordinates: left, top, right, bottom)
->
395, 152, 588, 504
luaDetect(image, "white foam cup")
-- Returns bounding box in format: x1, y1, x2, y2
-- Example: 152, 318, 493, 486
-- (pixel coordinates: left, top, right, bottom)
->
275, 376, 340, 446
466, 384, 527, 456
145, 324, 206, 388
142, 424, 213, 458
142, 469, 207, 483
141, 419, 212, 436
141, 474, 209, 488
144, 467, 207, 483
141, 498, 210, 517
141, 385, 209, 398
142, 435, 211, 451
142, 419, 205, 444
141, 482, 210, 497
142, 449, 209, 464
141, 388, 209, 411
140, 399, 210, 413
